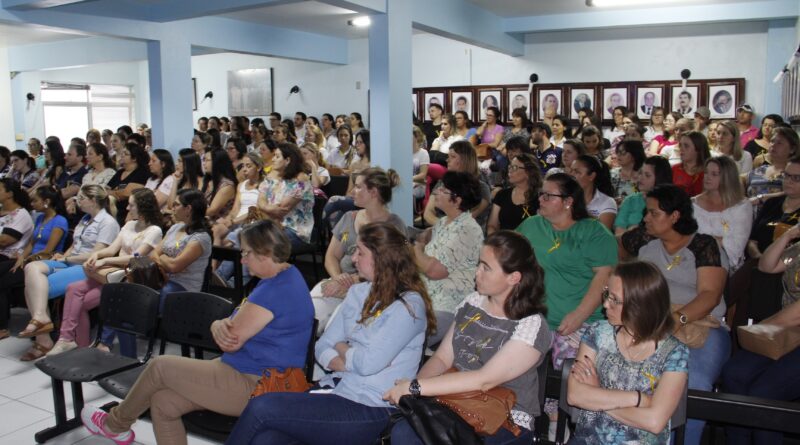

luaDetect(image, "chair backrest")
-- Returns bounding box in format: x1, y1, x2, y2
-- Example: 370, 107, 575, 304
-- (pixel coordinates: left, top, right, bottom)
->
323, 175, 349, 198
304, 319, 319, 382
559, 359, 581, 420
162, 291, 234, 351
310, 195, 329, 247
203, 246, 245, 306
99, 282, 161, 338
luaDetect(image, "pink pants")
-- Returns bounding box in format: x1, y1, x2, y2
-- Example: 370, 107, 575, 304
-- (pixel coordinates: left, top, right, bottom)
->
60, 279, 102, 346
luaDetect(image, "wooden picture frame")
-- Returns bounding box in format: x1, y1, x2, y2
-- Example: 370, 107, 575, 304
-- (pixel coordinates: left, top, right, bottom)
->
450, 90, 474, 121
569, 87, 595, 121
477, 88, 503, 121
601, 86, 629, 120
635, 84, 664, 120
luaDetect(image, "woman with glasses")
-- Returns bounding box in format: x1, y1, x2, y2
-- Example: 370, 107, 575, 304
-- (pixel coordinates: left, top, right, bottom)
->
487, 154, 542, 235
473, 106, 504, 150
18, 184, 120, 360
9, 150, 40, 191
620, 185, 728, 445
568, 261, 689, 444
610, 140, 646, 203
644, 107, 666, 142
748, 158, 800, 260
107, 142, 150, 224
415, 171, 484, 345
746, 126, 800, 202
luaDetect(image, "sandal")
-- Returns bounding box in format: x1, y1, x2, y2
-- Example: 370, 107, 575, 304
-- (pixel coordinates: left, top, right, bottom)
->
0, 329, 9, 340
20, 342, 52, 361
18, 319, 54, 338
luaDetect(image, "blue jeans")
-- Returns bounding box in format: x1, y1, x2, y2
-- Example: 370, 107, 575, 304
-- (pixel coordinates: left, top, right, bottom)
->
685, 326, 731, 445
41, 261, 87, 298
391, 418, 532, 445
225, 392, 394, 445
101, 281, 186, 358
721, 347, 800, 444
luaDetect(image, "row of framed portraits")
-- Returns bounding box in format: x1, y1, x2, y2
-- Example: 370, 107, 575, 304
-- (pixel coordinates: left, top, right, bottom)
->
412, 78, 745, 124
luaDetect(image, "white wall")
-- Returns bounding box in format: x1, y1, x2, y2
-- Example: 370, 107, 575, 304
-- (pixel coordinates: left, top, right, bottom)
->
13, 60, 149, 149
411, 21, 774, 115
0, 48, 16, 148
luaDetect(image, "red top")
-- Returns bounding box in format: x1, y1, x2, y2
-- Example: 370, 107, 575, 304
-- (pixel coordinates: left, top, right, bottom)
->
672, 163, 704, 197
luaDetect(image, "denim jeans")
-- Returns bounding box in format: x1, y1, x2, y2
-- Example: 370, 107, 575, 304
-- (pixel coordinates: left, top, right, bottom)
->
101, 280, 186, 358
721, 347, 800, 444
391, 418, 533, 445
685, 326, 731, 445
224, 392, 394, 445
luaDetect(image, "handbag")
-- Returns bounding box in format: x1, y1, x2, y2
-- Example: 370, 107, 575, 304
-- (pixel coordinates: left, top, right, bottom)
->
670, 303, 721, 348
475, 143, 493, 161
126, 256, 167, 290
83, 264, 124, 284
737, 324, 800, 360
396, 395, 483, 445
435, 369, 521, 437
250, 367, 311, 398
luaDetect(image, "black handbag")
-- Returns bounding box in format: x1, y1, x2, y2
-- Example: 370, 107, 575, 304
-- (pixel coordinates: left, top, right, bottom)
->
395, 395, 483, 445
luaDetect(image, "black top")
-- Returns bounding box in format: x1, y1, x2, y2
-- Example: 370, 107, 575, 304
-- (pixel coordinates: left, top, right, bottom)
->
750, 196, 800, 253
492, 187, 539, 231
744, 139, 766, 160
107, 167, 149, 224
422, 121, 442, 149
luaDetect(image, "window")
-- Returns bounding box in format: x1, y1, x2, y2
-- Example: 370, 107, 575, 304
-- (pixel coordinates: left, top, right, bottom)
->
41, 82, 135, 143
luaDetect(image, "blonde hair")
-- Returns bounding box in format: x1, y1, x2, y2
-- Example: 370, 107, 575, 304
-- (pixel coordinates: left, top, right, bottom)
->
80, 184, 116, 217
717, 120, 743, 161
705, 156, 745, 208
412, 126, 426, 147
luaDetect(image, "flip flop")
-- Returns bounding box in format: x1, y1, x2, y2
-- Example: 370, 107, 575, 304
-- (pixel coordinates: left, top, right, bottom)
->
20, 342, 52, 361
0, 329, 9, 340
17, 319, 54, 338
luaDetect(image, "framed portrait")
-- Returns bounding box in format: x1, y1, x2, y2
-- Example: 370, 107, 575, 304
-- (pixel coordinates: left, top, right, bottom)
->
192, 78, 198, 111
602, 87, 628, 120
478, 89, 502, 121
537, 88, 562, 121
507, 89, 530, 121
670, 85, 699, 116
423, 92, 445, 121
412, 93, 419, 121
228, 68, 273, 116
708, 84, 736, 119
635, 86, 664, 120
450, 91, 473, 120
569, 88, 594, 120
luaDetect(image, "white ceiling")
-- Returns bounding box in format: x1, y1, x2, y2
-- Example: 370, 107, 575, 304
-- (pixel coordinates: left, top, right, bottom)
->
466, 0, 777, 17
222, 1, 370, 39
0, 23, 85, 48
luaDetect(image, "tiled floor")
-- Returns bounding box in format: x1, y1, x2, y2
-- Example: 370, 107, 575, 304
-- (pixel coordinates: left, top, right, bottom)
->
0, 308, 222, 445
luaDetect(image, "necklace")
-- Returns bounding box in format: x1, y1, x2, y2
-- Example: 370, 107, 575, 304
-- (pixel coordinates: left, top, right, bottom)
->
36, 213, 56, 240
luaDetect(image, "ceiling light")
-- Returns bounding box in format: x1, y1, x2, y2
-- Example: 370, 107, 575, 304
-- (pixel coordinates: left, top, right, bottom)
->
587, 0, 693, 7
348, 16, 371, 27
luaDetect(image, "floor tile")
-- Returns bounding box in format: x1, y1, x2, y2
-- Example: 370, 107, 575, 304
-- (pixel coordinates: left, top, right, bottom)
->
0, 417, 90, 445
0, 366, 52, 399
18, 383, 112, 414
0, 400, 51, 437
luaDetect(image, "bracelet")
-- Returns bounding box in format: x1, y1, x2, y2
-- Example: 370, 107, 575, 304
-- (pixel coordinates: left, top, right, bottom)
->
636, 390, 641, 408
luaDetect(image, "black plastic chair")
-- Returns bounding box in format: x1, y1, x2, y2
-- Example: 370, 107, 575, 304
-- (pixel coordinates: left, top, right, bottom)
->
290, 195, 329, 282
556, 358, 688, 444
97, 291, 235, 400
203, 246, 246, 307
33, 283, 161, 444
321, 175, 349, 199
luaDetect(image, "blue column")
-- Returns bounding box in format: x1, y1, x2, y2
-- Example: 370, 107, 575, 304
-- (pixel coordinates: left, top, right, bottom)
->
147, 38, 193, 154
764, 19, 797, 114
368, 0, 413, 223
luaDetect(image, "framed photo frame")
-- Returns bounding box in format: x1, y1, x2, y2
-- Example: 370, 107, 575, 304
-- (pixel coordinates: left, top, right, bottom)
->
708, 83, 737, 119
450, 90, 473, 120
227, 68, 273, 116
602, 86, 628, 120
192, 78, 198, 111
670, 85, 700, 116
569, 88, 594, 120
478, 89, 502, 121
507, 89, 530, 122
537, 88, 562, 122
423, 92, 445, 121
635, 85, 664, 120
412, 93, 419, 122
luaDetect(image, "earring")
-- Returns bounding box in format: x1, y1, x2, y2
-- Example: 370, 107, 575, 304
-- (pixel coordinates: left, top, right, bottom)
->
566, 205, 570, 209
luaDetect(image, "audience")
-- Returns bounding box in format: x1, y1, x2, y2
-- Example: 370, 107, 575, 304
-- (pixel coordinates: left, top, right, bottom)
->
0, 179, 34, 339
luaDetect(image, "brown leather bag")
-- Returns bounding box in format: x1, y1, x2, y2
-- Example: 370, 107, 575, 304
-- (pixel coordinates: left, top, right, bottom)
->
434, 368, 521, 436
250, 367, 311, 398
475, 143, 493, 161
126, 256, 167, 290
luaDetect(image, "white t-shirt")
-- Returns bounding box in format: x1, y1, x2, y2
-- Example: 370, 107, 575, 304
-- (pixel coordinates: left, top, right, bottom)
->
235, 180, 263, 219
145, 175, 175, 205
118, 220, 163, 256
71, 209, 120, 255
692, 198, 752, 271
587, 190, 618, 219
0, 208, 33, 257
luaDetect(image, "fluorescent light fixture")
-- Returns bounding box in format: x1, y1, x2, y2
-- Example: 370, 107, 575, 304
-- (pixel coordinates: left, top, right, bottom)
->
348, 16, 371, 27
587, 0, 693, 7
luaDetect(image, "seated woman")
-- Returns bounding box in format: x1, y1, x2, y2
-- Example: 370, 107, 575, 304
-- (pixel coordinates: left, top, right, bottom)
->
224, 222, 434, 445
169, 148, 203, 201
547, 138, 585, 177
693, 156, 752, 272
256, 143, 314, 251
411, 127, 430, 201
202, 149, 238, 221
620, 185, 729, 445
671, 131, 710, 197
9, 150, 40, 191
50, 188, 163, 357
746, 126, 800, 200
714, 120, 753, 175
81, 219, 314, 445
144, 148, 175, 210
325, 125, 355, 171
610, 140, 645, 203
745, 114, 784, 161
107, 142, 149, 224
0, 179, 35, 340
323, 131, 371, 226
724, 226, 800, 444
313, 168, 405, 330
487, 153, 541, 235
299, 142, 331, 192
191, 131, 212, 165
386, 230, 553, 445
212, 152, 264, 249
568, 261, 689, 444
225, 137, 247, 179
18, 184, 120, 360
430, 113, 464, 164
647, 112, 681, 157
416, 171, 484, 345
747, 158, 800, 259
614, 156, 673, 236
572, 155, 617, 230
81, 143, 116, 188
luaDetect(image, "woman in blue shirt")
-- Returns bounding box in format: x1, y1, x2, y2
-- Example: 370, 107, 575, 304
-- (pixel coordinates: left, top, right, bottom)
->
225, 222, 436, 445
80, 219, 314, 445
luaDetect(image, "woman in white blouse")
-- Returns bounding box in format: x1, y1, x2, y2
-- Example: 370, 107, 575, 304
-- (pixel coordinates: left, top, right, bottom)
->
714, 120, 753, 175
692, 156, 752, 272
430, 113, 464, 156
145, 149, 175, 210
82, 143, 116, 187
571, 155, 618, 230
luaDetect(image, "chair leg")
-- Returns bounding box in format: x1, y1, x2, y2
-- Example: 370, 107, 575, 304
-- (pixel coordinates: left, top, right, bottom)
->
71, 381, 85, 420
555, 409, 568, 444
34, 378, 84, 443
311, 253, 320, 282
674, 425, 685, 445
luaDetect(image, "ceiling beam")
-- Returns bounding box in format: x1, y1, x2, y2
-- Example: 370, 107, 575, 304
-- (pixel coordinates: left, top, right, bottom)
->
317, 0, 386, 15
2, 0, 88, 10
146, 0, 304, 23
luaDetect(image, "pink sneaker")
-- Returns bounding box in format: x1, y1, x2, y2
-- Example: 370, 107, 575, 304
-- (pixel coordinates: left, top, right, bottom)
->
80, 405, 135, 445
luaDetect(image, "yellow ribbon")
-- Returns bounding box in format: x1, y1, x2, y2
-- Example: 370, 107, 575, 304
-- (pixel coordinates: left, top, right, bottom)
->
522, 205, 532, 218
341, 231, 349, 243
459, 313, 481, 332
666, 255, 682, 271
643, 371, 658, 393
721, 220, 729, 233
547, 237, 561, 254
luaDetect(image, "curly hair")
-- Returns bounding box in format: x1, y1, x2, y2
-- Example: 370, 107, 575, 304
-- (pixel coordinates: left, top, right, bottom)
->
483, 231, 547, 319
513, 154, 542, 207
357, 222, 436, 337
130, 188, 163, 228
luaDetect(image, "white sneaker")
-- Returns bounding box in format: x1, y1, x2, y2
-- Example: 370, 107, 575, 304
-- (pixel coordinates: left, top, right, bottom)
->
81, 405, 135, 445
46, 340, 78, 356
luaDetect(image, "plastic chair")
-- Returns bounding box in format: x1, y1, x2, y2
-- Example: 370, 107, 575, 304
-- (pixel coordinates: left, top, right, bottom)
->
33, 283, 161, 443
203, 246, 245, 307
322, 175, 349, 199
290, 195, 328, 282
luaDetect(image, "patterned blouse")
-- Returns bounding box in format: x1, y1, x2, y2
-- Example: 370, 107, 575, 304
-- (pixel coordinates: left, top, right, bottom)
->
571, 321, 689, 445
204, 177, 235, 220
259, 177, 314, 242
610, 167, 637, 202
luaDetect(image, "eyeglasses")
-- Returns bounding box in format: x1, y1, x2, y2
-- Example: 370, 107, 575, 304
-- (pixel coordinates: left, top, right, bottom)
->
538, 191, 567, 201
784, 173, 800, 183
602, 287, 623, 306
241, 249, 253, 258
508, 165, 527, 172
433, 187, 456, 197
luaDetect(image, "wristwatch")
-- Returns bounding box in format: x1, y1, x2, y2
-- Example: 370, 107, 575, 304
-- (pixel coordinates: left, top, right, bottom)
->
408, 379, 421, 398
677, 312, 688, 325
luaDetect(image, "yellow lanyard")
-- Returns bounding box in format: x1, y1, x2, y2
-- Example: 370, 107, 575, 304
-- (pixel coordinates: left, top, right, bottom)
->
547, 237, 561, 254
